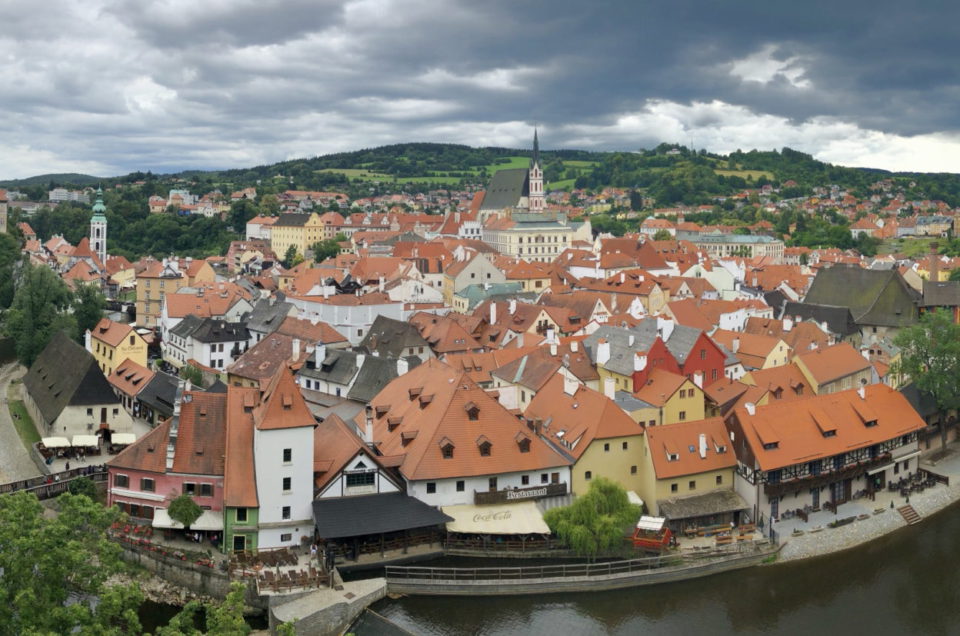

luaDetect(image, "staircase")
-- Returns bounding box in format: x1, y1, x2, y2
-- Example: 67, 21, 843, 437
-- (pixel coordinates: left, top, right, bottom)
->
897, 505, 922, 525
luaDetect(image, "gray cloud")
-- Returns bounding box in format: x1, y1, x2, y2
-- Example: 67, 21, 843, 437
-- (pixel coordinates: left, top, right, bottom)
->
2, 0, 960, 178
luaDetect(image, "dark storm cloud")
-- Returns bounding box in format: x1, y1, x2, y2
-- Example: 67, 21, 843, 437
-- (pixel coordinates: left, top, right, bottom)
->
2, 0, 960, 178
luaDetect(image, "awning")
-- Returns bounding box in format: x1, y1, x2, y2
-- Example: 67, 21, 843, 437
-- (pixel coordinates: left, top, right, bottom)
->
111, 433, 136, 446
41, 436, 70, 448
442, 501, 550, 535
636, 516, 666, 532
151, 509, 223, 531
71, 435, 100, 448
152, 509, 184, 530
657, 490, 749, 521
867, 462, 895, 476
895, 450, 922, 463
191, 510, 224, 531
313, 493, 453, 539
627, 491, 644, 507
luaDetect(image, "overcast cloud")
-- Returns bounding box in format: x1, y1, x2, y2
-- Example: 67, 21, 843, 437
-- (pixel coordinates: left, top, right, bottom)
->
2, 0, 960, 179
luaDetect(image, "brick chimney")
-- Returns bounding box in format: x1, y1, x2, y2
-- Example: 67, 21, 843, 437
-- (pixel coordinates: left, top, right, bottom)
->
930, 242, 940, 281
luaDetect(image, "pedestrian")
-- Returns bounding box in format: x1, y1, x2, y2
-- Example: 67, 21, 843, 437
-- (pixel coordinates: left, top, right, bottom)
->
311, 543, 317, 559
65, 462, 70, 471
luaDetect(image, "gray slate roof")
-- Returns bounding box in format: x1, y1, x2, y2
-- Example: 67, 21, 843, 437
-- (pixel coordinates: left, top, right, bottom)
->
23, 331, 119, 425
300, 349, 360, 386
583, 319, 702, 375
188, 318, 250, 344
479, 168, 529, 211
803, 265, 919, 327
781, 302, 859, 337
347, 355, 420, 403
243, 298, 295, 336
921, 280, 960, 308
137, 371, 180, 417
359, 316, 429, 358
657, 490, 749, 521
313, 492, 453, 539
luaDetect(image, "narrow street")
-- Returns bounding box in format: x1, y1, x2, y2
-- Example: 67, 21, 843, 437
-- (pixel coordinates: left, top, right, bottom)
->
0, 362, 42, 484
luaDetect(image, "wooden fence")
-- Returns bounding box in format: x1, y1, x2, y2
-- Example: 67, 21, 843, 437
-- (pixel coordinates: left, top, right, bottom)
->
0, 466, 107, 499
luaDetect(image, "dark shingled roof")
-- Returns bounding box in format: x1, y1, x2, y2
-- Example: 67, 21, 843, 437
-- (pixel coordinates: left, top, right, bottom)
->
359, 315, 429, 359
657, 490, 749, 521
921, 280, 960, 308
479, 168, 529, 211
781, 302, 859, 337
23, 330, 119, 425
137, 371, 180, 418
244, 298, 295, 336
803, 265, 919, 327
273, 213, 313, 227
312, 493, 452, 539
301, 349, 360, 386
347, 355, 421, 403
899, 382, 939, 419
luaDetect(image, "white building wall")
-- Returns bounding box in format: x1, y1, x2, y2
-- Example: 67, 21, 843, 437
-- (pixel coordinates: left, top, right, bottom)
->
254, 425, 315, 549
407, 466, 572, 507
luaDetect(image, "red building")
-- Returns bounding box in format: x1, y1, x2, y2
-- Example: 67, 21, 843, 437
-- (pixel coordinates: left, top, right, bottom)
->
633, 331, 727, 391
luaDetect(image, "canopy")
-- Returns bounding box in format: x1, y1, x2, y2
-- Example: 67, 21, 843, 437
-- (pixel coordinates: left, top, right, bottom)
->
636, 516, 666, 532
41, 437, 70, 449
152, 509, 223, 531
442, 501, 550, 535
313, 493, 453, 539
657, 490, 749, 521
152, 509, 184, 529
111, 433, 136, 446
71, 435, 100, 448
627, 491, 644, 507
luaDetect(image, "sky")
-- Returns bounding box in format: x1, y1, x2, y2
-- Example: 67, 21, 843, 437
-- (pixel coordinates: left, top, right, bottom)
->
3, 0, 960, 179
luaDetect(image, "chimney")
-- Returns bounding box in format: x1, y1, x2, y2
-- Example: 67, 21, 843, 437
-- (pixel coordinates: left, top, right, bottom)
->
603, 377, 615, 399
397, 357, 409, 376
857, 386, 866, 400
570, 340, 579, 353
363, 405, 374, 445
732, 338, 740, 353
628, 334, 635, 347
323, 286, 330, 299
378, 276, 385, 293
930, 242, 940, 281
783, 318, 793, 332
597, 339, 611, 365
291, 338, 301, 362
619, 272, 626, 284
745, 402, 756, 415
550, 341, 558, 356
698, 433, 707, 459
693, 370, 703, 388
634, 353, 647, 372
509, 299, 517, 315
490, 302, 497, 325
315, 343, 327, 365
84, 329, 92, 352
563, 373, 579, 396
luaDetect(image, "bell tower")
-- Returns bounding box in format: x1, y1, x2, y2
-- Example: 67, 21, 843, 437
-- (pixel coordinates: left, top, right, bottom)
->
528, 129, 545, 213
90, 186, 107, 265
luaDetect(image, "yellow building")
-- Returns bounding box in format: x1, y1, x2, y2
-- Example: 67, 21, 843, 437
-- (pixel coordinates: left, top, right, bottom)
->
86, 318, 148, 376
626, 368, 705, 426
525, 375, 647, 496
269, 212, 324, 259
638, 417, 743, 530
135, 258, 214, 328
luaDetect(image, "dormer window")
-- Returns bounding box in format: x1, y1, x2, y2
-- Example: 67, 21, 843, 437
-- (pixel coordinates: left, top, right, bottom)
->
375, 405, 390, 418
763, 442, 779, 450
477, 436, 492, 457
441, 440, 455, 459
419, 394, 434, 409
517, 437, 531, 453
666, 452, 679, 462
408, 387, 423, 400
387, 416, 402, 432
464, 401, 480, 421
864, 419, 878, 428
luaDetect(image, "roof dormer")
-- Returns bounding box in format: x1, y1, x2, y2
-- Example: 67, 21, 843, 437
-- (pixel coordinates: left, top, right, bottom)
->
477, 435, 492, 457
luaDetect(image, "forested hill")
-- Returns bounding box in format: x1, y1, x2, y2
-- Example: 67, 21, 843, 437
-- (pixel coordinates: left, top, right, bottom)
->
6, 143, 960, 207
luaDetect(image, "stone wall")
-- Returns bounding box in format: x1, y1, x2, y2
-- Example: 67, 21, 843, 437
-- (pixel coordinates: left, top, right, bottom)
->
119, 544, 235, 600
269, 576, 387, 636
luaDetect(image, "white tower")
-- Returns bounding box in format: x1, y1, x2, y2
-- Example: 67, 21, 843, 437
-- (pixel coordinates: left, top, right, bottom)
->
528, 129, 545, 213
90, 186, 107, 265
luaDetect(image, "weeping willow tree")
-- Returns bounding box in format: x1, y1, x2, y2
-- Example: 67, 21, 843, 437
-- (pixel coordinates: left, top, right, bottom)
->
543, 478, 641, 558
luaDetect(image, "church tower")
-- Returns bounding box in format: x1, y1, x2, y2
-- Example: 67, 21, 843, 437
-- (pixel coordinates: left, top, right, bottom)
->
90, 186, 107, 265
528, 129, 545, 213
0, 189, 7, 234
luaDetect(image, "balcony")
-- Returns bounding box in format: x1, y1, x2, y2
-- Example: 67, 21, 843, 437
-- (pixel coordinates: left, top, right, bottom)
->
474, 482, 567, 505
763, 453, 892, 497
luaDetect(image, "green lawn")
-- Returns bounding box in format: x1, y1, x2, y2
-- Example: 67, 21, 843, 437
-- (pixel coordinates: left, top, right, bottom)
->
316, 168, 392, 180
562, 160, 598, 168
880, 237, 936, 257
549, 178, 577, 190
8, 385, 40, 448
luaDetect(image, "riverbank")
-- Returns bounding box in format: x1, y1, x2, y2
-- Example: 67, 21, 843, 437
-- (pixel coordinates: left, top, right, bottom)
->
777, 447, 960, 562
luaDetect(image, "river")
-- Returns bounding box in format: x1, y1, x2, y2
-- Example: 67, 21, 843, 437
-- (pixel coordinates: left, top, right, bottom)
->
370, 504, 960, 635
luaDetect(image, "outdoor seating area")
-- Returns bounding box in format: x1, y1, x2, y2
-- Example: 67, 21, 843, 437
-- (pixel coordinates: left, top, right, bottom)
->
109, 521, 220, 569
230, 547, 330, 594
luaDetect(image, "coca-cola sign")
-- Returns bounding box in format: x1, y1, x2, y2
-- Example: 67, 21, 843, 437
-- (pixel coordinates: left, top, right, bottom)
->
472, 510, 512, 522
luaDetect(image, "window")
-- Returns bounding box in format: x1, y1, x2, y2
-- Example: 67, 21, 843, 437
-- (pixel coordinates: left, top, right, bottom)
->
712, 369, 718, 380
456, 480, 465, 492
426, 482, 437, 494
479, 441, 492, 457
541, 473, 549, 484
716, 475, 723, 485
521, 475, 530, 485
489, 477, 498, 490
688, 480, 696, 490
281, 506, 291, 520
584, 471, 592, 481
114, 474, 129, 488
282, 477, 292, 492
280, 533, 292, 542
604, 443, 610, 452
140, 478, 155, 492
700, 349, 706, 360
282, 448, 292, 463
87, 408, 93, 416
679, 411, 687, 421
631, 465, 637, 475
130, 335, 136, 346
441, 444, 454, 459
346, 472, 375, 487
183, 483, 197, 495
236, 508, 248, 522
904, 459, 910, 470
112, 408, 119, 416
671, 483, 678, 493
622, 441, 629, 450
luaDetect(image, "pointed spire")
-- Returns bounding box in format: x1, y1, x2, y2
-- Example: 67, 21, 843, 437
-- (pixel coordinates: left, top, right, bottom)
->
531, 128, 540, 168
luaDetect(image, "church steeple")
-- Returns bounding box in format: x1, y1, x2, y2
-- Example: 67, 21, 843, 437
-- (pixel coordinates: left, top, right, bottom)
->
528, 129, 545, 213
90, 186, 107, 265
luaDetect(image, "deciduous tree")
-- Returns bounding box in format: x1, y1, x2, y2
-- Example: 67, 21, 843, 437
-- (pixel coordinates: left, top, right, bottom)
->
168, 494, 203, 529
5, 263, 77, 366
543, 478, 641, 559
